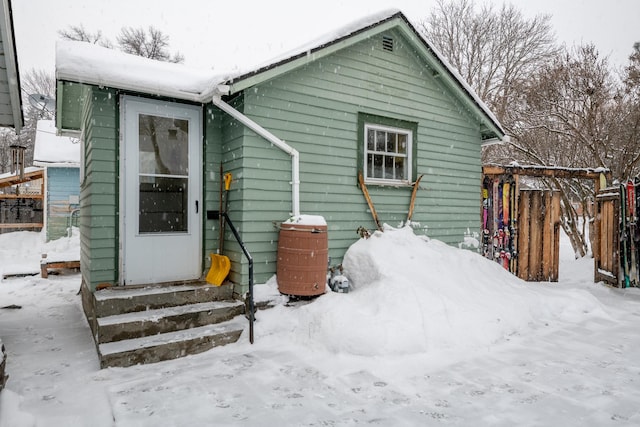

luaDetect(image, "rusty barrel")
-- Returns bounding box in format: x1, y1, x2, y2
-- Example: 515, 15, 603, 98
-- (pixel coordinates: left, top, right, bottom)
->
277, 223, 328, 296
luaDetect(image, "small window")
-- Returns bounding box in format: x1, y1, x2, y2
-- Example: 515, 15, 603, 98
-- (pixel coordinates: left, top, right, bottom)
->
364, 123, 412, 184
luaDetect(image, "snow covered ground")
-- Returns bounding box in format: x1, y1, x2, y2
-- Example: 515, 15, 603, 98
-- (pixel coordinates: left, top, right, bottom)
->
0, 226, 639, 426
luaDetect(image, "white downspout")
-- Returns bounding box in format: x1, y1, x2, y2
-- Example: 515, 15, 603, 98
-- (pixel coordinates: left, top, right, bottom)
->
211, 87, 300, 217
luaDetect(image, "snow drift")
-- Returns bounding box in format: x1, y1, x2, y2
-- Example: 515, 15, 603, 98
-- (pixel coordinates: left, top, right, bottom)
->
260, 225, 607, 356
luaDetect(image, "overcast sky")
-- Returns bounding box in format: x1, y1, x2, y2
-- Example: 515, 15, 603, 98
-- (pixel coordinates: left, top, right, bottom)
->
11, 0, 640, 81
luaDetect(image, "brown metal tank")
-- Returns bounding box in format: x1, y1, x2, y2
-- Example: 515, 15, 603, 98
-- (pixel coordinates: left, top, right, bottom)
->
277, 223, 328, 296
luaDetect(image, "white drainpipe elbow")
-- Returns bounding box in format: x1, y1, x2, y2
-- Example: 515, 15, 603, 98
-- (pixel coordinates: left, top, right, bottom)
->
211, 93, 301, 217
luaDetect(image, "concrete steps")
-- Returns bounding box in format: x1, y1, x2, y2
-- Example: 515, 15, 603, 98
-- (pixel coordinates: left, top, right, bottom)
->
98, 317, 245, 368
81, 282, 246, 368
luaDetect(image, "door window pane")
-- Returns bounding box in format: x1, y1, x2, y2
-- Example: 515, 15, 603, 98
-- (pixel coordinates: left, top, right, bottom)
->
139, 177, 188, 233
139, 115, 189, 175
138, 114, 190, 234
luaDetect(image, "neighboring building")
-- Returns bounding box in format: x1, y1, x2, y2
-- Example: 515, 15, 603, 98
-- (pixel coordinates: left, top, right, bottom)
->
33, 120, 80, 241
55, 9, 507, 294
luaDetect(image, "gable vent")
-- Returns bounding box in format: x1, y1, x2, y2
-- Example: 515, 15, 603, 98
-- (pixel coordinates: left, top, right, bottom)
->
382, 35, 394, 52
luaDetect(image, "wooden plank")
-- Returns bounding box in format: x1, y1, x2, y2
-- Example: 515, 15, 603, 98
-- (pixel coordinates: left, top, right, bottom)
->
482, 165, 507, 176
602, 200, 612, 271
511, 175, 520, 274
542, 192, 553, 280
594, 188, 620, 286
0, 169, 44, 188
41, 261, 81, 278
608, 200, 615, 270
551, 192, 561, 281
599, 200, 606, 271
529, 191, 542, 281
483, 165, 610, 181
0, 223, 43, 229
594, 195, 603, 271
593, 200, 611, 271
517, 191, 531, 280
0, 194, 43, 199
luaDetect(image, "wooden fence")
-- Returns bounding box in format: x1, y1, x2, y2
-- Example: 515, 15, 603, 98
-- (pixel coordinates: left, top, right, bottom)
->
0, 169, 45, 233
517, 190, 561, 281
594, 187, 619, 285
483, 165, 611, 283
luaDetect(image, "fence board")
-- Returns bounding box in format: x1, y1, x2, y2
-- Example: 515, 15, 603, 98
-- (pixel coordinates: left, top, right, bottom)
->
518, 191, 531, 280
529, 192, 542, 280
517, 190, 560, 281
551, 192, 561, 281
542, 192, 552, 278
594, 188, 619, 286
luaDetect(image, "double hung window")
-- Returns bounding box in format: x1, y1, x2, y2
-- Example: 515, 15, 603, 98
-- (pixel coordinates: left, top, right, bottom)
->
364, 123, 412, 184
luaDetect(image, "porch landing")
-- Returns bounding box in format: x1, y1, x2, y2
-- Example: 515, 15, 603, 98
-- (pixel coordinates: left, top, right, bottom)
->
81, 281, 247, 368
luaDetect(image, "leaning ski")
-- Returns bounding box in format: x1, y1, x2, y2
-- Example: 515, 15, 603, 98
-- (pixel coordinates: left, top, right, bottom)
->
482, 176, 492, 259
627, 180, 637, 286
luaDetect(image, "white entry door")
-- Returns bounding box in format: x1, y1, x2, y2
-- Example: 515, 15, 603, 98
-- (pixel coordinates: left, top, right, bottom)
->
121, 96, 202, 285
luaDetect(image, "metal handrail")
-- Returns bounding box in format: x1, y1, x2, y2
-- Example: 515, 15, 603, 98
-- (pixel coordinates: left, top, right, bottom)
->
221, 212, 254, 344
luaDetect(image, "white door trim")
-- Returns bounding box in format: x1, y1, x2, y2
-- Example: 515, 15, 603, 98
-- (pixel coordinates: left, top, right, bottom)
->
119, 95, 202, 285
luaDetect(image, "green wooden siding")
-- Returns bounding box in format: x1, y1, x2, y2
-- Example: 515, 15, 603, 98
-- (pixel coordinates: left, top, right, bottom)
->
226, 30, 483, 286
218, 95, 270, 285
79, 86, 119, 292
203, 105, 223, 272
57, 81, 87, 132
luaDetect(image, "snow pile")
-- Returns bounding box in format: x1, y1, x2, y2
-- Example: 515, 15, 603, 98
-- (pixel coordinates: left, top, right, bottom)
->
282, 214, 327, 226
2, 227, 640, 425
261, 225, 606, 356
0, 229, 80, 278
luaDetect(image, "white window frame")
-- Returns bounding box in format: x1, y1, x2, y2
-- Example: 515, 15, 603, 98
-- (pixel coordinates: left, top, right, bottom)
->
363, 123, 412, 185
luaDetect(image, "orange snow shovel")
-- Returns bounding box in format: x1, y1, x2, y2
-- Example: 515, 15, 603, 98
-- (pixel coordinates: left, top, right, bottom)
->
206, 252, 231, 286
206, 172, 233, 286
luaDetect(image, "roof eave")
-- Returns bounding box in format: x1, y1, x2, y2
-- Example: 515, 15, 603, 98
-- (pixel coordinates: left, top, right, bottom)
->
226, 12, 402, 94
225, 10, 506, 142
0, 0, 24, 133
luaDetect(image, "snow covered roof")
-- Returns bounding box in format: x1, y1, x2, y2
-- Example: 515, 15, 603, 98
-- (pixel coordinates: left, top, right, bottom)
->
0, 166, 43, 189
56, 41, 220, 103
223, 9, 405, 86
33, 120, 80, 167
56, 9, 505, 139
0, 166, 41, 181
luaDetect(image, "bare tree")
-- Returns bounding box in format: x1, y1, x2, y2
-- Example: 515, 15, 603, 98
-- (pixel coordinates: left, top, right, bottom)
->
15, 24, 186, 171
498, 44, 626, 256
0, 69, 57, 172
117, 26, 184, 63
624, 42, 640, 95
58, 24, 183, 63
0, 130, 16, 173
58, 24, 113, 48
419, 0, 559, 121
419, 1, 640, 257
509, 45, 614, 168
